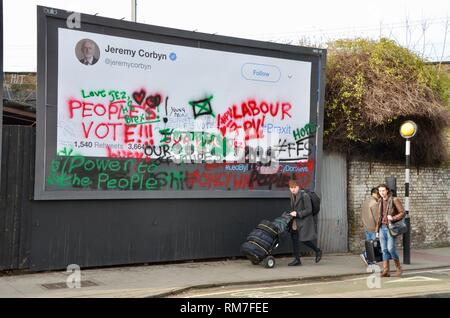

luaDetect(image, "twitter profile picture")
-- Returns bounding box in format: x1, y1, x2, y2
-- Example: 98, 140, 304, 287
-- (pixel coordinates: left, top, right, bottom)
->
75, 39, 100, 66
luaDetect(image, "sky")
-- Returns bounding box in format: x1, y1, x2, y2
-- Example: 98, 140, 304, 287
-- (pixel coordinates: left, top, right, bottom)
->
3, 0, 450, 71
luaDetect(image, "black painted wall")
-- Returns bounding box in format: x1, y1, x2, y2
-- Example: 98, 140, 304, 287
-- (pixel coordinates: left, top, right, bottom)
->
0, 126, 35, 270
30, 197, 291, 271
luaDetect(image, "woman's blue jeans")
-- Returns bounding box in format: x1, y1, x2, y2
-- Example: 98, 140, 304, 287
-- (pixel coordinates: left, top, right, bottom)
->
379, 224, 399, 261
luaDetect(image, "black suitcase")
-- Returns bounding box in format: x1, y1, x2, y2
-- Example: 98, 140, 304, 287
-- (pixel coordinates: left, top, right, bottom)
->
241, 241, 268, 265
365, 239, 383, 263
247, 228, 275, 251
271, 212, 292, 234
256, 220, 278, 238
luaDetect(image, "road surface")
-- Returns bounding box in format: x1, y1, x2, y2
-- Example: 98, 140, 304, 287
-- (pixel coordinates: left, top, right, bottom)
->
171, 267, 450, 298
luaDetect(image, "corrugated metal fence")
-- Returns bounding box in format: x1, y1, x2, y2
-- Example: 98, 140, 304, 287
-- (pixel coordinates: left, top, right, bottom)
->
318, 152, 348, 253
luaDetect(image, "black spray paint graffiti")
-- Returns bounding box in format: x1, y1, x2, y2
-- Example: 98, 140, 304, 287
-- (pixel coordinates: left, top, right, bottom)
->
163, 96, 169, 123
190, 96, 214, 119
274, 138, 314, 162
132, 89, 162, 108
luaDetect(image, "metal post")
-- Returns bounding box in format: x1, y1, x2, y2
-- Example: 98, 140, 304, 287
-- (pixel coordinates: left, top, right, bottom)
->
131, 0, 137, 22
403, 139, 411, 264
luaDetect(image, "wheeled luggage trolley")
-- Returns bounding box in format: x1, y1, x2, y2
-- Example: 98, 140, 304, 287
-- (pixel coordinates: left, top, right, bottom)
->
240, 213, 292, 268
240, 220, 280, 268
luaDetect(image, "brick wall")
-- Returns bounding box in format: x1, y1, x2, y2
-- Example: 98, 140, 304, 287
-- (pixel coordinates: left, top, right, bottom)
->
348, 160, 450, 253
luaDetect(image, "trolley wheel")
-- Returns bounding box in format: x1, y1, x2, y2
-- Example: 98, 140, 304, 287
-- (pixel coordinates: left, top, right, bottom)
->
263, 256, 275, 268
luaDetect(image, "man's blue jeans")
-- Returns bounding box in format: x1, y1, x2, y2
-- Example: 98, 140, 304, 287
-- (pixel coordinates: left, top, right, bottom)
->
379, 224, 399, 261
363, 230, 376, 263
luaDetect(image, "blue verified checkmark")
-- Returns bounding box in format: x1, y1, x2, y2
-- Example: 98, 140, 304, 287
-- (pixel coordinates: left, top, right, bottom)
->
169, 52, 177, 61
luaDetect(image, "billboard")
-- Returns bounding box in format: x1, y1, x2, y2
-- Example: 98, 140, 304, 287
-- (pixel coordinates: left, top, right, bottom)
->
35, 6, 326, 200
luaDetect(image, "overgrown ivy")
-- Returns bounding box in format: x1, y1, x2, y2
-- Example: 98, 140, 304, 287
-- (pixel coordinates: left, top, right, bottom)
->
324, 38, 450, 165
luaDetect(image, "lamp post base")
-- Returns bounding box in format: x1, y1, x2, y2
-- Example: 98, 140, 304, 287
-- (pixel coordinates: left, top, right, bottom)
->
403, 217, 411, 264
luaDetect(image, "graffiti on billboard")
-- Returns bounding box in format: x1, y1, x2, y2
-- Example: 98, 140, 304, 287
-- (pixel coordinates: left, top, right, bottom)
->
48, 28, 317, 194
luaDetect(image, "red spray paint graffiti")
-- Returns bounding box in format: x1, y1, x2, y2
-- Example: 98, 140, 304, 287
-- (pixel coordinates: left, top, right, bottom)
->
217, 99, 292, 140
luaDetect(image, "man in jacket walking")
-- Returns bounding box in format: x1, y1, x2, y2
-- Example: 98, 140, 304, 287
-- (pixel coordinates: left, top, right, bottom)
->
360, 187, 380, 265
288, 180, 322, 266
376, 183, 405, 277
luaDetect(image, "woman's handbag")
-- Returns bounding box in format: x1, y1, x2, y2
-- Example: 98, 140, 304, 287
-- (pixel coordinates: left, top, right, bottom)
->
388, 219, 408, 237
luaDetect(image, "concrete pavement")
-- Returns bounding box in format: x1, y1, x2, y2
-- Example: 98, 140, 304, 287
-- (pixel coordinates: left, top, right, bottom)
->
1, 247, 449, 298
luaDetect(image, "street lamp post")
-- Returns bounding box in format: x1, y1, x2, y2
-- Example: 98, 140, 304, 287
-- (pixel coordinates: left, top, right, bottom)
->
131, 0, 137, 22
399, 120, 418, 265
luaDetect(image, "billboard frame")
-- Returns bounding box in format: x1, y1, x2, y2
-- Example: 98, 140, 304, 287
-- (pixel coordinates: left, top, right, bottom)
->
35, 6, 326, 200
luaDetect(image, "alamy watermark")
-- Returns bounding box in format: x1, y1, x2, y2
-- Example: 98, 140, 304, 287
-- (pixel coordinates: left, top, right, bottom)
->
67, 12, 81, 29
66, 264, 81, 288
366, 264, 382, 289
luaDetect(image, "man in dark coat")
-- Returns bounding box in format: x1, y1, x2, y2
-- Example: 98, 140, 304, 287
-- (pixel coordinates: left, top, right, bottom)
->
288, 180, 322, 266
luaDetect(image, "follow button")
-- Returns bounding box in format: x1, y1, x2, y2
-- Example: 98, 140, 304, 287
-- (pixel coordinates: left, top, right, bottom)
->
241, 63, 281, 82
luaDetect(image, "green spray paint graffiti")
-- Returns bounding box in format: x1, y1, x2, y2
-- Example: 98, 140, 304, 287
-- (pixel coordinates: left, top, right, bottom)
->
47, 150, 186, 191
293, 122, 317, 141
46, 150, 315, 191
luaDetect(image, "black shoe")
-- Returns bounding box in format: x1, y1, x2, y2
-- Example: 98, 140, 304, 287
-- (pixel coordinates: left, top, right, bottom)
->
315, 250, 322, 263
288, 259, 301, 266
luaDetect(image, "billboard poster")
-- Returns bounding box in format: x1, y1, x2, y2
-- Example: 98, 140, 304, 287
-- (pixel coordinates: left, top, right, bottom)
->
36, 7, 325, 199
58, 29, 312, 160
